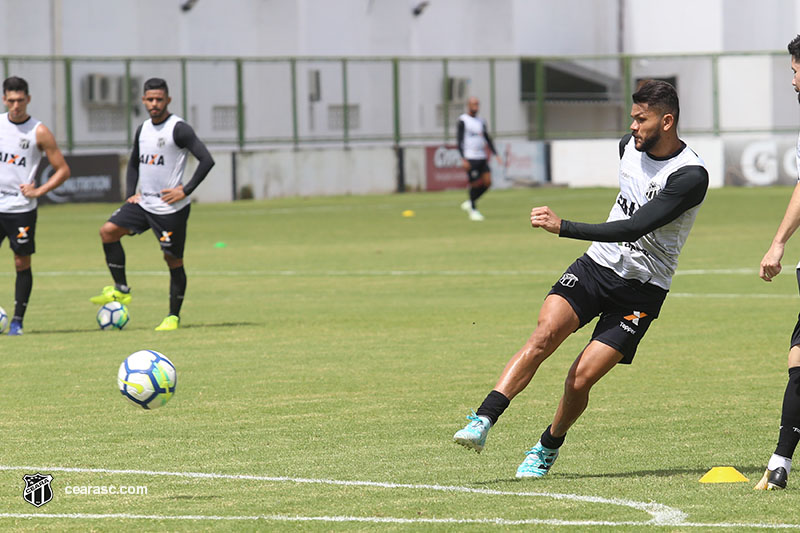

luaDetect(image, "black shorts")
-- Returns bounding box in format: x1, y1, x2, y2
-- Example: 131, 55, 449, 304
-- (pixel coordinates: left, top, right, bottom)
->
466, 159, 490, 182
791, 269, 800, 348
108, 202, 191, 259
548, 254, 668, 364
0, 209, 37, 256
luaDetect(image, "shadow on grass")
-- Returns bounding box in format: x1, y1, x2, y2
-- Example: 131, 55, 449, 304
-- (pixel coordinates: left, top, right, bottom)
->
21, 322, 262, 335
473, 465, 765, 484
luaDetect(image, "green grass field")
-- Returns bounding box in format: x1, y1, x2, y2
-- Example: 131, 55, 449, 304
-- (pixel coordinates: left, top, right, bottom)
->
0, 186, 798, 531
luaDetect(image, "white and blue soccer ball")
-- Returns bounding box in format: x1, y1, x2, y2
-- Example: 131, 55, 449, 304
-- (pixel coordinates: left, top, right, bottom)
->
0, 305, 7, 334
118, 350, 177, 409
97, 301, 129, 330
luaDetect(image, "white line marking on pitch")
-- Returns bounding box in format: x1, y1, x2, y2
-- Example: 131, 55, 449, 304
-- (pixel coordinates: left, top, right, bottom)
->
0, 465, 798, 528
0, 464, 682, 527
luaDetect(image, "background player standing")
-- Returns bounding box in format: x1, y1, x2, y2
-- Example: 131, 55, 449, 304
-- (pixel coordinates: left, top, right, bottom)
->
0, 76, 70, 336
90, 78, 214, 331
457, 96, 500, 221
754, 34, 800, 491
453, 80, 709, 478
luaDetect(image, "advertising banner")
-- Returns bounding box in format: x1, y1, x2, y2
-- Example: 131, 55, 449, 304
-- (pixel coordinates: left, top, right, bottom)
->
37, 154, 121, 203
724, 137, 797, 186
425, 141, 547, 191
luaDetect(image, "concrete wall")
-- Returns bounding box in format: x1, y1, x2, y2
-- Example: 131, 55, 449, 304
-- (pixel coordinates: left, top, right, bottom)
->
180, 135, 726, 205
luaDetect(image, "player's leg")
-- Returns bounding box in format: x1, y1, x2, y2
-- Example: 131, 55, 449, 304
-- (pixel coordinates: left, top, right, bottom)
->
5, 210, 37, 335
91, 205, 143, 305
755, 343, 800, 490
466, 162, 491, 221
453, 294, 579, 452
516, 341, 622, 478
154, 205, 190, 331
8, 253, 32, 336
154, 253, 185, 332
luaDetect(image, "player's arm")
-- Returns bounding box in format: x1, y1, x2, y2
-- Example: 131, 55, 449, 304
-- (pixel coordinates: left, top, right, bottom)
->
531, 166, 709, 241
482, 121, 499, 161
21, 124, 70, 198
125, 125, 143, 203
760, 180, 800, 281
160, 122, 215, 204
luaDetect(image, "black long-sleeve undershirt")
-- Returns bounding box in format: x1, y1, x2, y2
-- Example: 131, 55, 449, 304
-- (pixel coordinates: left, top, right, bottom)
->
559, 165, 709, 242
126, 118, 215, 198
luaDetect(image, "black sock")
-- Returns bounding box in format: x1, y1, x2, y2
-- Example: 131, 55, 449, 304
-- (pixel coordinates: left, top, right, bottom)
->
13, 267, 32, 323
103, 241, 127, 288
540, 424, 566, 449
169, 266, 187, 317
469, 185, 488, 208
775, 366, 800, 459
476, 390, 510, 426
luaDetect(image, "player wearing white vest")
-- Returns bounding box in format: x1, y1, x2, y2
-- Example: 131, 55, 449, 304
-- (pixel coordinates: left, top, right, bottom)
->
453, 80, 709, 478
0, 76, 70, 336
457, 97, 500, 221
754, 34, 800, 491
90, 78, 214, 331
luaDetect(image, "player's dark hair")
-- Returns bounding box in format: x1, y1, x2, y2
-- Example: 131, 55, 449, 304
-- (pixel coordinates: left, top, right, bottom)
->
788, 35, 800, 62
143, 78, 169, 95
3, 76, 29, 95
632, 79, 679, 125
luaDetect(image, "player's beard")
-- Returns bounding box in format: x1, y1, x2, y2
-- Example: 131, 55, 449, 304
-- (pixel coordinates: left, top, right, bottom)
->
635, 131, 660, 154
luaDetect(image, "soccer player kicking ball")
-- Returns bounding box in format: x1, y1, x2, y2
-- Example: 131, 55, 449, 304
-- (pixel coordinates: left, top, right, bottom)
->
90, 78, 214, 331
754, 34, 800, 491
0, 76, 70, 336
453, 80, 709, 478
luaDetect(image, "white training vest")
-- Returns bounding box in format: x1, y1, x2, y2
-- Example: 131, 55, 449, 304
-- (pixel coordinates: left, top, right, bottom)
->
0, 113, 43, 213
459, 113, 489, 160
136, 114, 189, 215
586, 137, 706, 290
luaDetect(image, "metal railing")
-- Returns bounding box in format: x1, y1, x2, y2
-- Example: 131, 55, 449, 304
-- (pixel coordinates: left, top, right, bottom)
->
2, 51, 797, 152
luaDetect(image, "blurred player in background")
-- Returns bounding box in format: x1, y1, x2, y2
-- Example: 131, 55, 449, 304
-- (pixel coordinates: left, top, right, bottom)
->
754, 34, 800, 491
457, 96, 500, 221
0, 76, 70, 335
453, 80, 709, 478
90, 78, 214, 331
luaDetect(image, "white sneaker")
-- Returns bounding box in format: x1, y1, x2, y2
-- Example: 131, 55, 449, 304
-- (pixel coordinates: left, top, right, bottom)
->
469, 209, 485, 221
460, 200, 472, 212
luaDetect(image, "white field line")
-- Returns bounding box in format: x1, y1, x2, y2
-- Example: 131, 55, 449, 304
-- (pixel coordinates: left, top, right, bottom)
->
0, 267, 766, 277
0, 465, 800, 530
0, 466, 798, 529
0, 464, 681, 526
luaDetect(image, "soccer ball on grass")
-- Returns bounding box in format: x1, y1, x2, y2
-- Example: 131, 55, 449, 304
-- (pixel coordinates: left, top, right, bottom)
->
118, 350, 177, 409
97, 301, 129, 330
0, 306, 7, 333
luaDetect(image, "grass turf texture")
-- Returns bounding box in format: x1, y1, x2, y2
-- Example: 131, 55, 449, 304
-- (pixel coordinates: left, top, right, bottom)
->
0, 187, 797, 531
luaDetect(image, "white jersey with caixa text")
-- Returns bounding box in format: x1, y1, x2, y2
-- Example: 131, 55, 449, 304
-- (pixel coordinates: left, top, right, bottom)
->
0, 113, 43, 213
586, 137, 707, 290
136, 114, 189, 215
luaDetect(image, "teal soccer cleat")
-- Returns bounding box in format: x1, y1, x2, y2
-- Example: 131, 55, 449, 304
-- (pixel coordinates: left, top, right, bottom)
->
7, 320, 22, 336
516, 441, 559, 478
453, 411, 491, 453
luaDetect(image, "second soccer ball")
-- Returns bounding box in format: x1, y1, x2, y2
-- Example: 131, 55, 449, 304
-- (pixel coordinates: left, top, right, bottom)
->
97, 302, 129, 330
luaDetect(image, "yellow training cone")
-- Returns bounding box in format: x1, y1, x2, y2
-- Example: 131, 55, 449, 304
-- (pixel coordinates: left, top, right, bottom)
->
402, 210, 415, 217
699, 467, 749, 483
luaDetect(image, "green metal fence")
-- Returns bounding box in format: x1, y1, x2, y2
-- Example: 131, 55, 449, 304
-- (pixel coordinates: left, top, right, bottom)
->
1, 51, 796, 152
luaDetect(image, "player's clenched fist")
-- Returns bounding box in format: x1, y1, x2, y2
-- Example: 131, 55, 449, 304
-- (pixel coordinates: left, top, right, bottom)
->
530, 206, 561, 234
